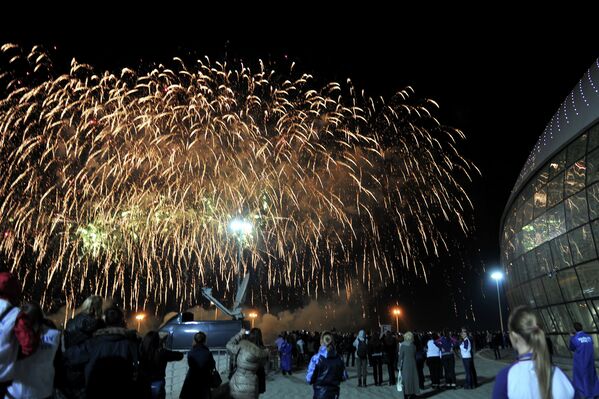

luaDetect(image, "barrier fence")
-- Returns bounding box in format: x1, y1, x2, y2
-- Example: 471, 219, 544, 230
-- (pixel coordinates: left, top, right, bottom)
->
165, 346, 280, 399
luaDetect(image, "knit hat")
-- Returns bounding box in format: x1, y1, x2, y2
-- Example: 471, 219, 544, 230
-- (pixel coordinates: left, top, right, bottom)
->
0, 272, 21, 302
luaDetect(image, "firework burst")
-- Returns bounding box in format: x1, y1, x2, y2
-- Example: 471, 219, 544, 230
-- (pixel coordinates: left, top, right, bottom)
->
0, 44, 478, 312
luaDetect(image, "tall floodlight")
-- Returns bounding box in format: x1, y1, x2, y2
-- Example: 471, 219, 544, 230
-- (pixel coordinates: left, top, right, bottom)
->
229, 218, 253, 312
491, 271, 505, 336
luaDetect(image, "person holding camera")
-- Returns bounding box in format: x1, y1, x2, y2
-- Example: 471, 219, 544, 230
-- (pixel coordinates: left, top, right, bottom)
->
226, 328, 269, 399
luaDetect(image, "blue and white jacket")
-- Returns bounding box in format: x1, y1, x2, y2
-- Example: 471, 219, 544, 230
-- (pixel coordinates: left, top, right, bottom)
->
492, 352, 574, 399
460, 337, 472, 359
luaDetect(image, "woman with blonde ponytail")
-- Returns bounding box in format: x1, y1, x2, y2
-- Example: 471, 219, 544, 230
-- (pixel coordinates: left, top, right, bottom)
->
492, 306, 574, 399
306, 331, 348, 399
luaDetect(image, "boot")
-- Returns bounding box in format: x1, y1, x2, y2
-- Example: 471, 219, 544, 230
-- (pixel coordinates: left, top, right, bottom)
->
358, 381, 362, 387
362, 377, 367, 387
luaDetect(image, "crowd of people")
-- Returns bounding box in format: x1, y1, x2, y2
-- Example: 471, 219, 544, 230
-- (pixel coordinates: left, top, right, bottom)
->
0, 271, 274, 399
3, 269, 599, 399
274, 326, 478, 395
0, 272, 213, 399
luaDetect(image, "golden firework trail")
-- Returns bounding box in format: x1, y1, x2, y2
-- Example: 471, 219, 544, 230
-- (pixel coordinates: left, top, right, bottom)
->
0, 44, 478, 312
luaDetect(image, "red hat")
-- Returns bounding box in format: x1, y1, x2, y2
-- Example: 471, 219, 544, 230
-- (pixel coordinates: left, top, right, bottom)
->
0, 272, 21, 302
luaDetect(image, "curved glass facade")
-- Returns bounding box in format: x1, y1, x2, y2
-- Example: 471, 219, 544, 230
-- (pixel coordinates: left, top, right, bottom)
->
501, 122, 599, 357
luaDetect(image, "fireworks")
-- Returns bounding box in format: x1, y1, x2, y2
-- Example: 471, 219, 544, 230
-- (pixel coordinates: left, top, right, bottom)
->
0, 44, 478, 312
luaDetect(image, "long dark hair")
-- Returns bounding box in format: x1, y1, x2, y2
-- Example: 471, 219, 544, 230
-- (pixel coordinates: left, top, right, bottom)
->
248, 328, 264, 347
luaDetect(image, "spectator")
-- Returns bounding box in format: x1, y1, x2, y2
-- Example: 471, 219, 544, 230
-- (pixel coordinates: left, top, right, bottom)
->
140, 330, 184, 399
62, 295, 105, 398
275, 334, 284, 351
6, 303, 61, 399
383, 331, 398, 385
0, 272, 38, 397
368, 332, 383, 386
280, 336, 293, 375
492, 306, 573, 399
426, 333, 442, 389
569, 322, 599, 399
353, 329, 368, 387
64, 295, 104, 348
296, 335, 305, 367
436, 329, 457, 388
492, 331, 502, 360
459, 328, 476, 389
306, 331, 348, 399
180, 331, 216, 399
227, 328, 269, 399
399, 332, 420, 399
413, 333, 426, 390
66, 305, 140, 399
344, 333, 355, 367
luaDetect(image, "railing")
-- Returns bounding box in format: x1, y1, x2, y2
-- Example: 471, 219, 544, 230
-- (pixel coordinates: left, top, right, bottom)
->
165, 349, 230, 399
164, 346, 280, 399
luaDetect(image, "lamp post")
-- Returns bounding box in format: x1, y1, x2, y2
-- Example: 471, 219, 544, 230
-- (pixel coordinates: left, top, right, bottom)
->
491, 271, 505, 336
392, 308, 401, 332
135, 313, 146, 331
229, 218, 253, 272
248, 311, 258, 329
229, 217, 253, 311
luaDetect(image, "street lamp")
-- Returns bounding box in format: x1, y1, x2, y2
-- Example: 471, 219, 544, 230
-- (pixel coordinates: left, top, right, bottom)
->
229, 218, 253, 237
392, 307, 401, 332
248, 311, 258, 329
229, 217, 253, 311
135, 313, 146, 331
491, 271, 505, 336
228, 218, 253, 273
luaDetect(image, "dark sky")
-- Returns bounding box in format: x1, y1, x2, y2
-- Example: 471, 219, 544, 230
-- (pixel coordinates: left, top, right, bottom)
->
1, 15, 598, 330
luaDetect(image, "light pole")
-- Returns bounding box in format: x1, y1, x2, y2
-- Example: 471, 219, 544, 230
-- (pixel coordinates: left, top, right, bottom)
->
248, 311, 258, 329
392, 308, 401, 332
229, 217, 253, 311
491, 271, 505, 336
135, 313, 146, 331
229, 218, 253, 273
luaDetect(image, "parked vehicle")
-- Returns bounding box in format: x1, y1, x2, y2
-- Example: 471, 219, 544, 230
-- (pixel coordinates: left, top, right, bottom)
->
160, 312, 249, 349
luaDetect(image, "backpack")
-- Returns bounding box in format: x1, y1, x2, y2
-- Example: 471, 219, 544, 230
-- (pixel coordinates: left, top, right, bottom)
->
357, 340, 368, 358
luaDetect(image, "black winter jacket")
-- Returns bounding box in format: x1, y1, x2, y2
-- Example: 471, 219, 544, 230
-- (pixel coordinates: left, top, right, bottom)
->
310, 350, 346, 399
65, 327, 141, 399
179, 344, 215, 399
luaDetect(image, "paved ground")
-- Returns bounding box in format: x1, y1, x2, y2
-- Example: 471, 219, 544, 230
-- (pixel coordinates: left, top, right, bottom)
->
167, 348, 578, 398
262, 349, 508, 399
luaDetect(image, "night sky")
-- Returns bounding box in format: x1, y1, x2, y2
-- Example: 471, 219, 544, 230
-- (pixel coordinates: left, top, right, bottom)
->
1, 14, 598, 331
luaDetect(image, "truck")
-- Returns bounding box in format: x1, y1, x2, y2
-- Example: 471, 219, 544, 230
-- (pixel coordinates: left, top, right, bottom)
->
160, 277, 251, 350
160, 311, 249, 349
